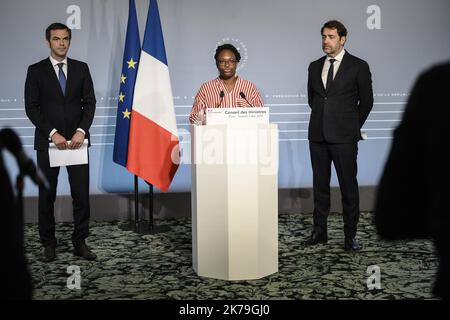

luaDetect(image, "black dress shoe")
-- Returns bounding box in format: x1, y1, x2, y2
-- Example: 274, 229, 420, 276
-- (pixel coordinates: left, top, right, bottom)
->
344, 237, 362, 251
73, 242, 97, 260
43, 246, 56, 262
304, 231, 328, 246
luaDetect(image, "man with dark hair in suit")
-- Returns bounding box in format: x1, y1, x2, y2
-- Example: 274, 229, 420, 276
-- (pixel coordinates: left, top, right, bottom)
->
375, 62, 450, 299
25, 22, 96, 261
304, 20, 373, 251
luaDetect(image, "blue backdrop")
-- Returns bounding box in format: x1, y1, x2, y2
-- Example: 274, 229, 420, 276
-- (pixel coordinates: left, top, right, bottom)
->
1, 0, 449, 196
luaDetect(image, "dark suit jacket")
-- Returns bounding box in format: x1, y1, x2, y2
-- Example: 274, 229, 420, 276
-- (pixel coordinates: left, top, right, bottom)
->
308, 51, 373, 143
25, 57, 96, 150
375, 62, 450, 299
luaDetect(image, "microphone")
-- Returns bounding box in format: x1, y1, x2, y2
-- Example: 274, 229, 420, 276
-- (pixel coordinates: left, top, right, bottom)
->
239, 92, 254, 107
217, 90, 225, 107
0, 128, 49, 189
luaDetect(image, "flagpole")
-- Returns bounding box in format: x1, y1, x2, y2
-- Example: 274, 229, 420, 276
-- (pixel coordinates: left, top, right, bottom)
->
148, 183, 169, 233
149, 183, 154, 228
122, 0, 178, 234
135, 182, 170, 234
114, 0, 143, 232
134, 175, 139, 227
119, 175, 141, 231
120, 174, 172, 235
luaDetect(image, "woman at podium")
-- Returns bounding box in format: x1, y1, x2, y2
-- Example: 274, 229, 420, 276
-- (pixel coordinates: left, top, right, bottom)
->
189, 44, 264, 125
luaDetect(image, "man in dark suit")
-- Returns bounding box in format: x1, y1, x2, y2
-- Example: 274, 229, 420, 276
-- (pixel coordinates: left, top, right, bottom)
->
305, 20, 373, 251
375, 62, 450, 299
25, 22, 96, 261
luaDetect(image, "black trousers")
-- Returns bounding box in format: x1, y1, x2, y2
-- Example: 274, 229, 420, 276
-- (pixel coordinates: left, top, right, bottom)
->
309, 141, 360, 238
37, 150, 90, 247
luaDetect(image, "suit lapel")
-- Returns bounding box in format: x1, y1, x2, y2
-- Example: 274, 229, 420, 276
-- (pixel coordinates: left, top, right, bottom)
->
318, 56, 327, 93
332, 51, 350, 86
65, 58, 73, 97
44, 58, 65, 97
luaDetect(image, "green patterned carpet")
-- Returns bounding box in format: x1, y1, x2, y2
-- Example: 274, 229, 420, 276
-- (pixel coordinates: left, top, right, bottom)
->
24, 212, 439, 300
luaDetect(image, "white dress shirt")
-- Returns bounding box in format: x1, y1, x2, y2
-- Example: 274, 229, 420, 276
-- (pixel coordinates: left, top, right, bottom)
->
321, 49, 346, 89
48, 55, 85, 140
49, 55, 68, 80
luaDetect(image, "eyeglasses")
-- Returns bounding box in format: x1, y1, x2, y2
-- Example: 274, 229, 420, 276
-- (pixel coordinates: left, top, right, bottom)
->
217, 59, 238, 66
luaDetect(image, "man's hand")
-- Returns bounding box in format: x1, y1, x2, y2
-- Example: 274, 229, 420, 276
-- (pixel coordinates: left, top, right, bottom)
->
51, 132, 69, 150
69, 131, 85, 149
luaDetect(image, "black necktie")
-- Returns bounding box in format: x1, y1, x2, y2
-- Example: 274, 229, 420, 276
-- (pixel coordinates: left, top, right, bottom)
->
326, 58, 336, 92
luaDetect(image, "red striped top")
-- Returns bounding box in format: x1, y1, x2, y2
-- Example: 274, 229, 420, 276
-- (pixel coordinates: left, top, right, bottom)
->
189, 76, 264, 124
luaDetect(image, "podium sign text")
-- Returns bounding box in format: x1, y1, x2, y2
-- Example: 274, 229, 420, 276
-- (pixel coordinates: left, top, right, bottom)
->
206, 107, 269, 125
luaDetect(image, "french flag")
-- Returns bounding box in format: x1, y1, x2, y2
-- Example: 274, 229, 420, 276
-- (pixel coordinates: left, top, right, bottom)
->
126, 0, 180, 192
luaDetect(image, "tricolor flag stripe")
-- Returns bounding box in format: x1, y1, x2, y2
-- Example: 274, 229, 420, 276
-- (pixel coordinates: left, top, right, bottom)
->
131, 52, 177, 136
127, 111, 179, 192
126, 0, 179, 192
141, 0, 167, 66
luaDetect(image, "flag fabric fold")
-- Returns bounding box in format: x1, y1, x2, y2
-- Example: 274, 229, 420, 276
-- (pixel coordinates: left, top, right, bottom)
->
113, 0, 141, 167
126, 0, 180, 192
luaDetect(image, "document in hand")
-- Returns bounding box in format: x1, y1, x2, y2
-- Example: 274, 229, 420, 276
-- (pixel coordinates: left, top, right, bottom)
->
48, 139, 89, 167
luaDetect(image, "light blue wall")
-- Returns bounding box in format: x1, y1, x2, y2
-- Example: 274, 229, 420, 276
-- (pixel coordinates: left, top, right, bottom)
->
1, 0, 449, 195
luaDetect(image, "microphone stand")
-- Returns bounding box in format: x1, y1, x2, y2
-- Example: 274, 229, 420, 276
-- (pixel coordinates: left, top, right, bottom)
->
239, 92, 254, 107
218, 90, 224, 107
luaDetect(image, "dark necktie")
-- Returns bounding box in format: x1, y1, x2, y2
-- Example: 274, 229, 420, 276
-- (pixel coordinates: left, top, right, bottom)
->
326, 58, 336, 92
57, 63, 66, 95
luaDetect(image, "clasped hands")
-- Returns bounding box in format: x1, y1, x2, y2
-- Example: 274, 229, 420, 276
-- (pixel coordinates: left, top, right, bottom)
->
51, 131, 85, 150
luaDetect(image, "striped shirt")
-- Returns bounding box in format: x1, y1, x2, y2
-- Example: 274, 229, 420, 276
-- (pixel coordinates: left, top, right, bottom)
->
189, 76, 264, 124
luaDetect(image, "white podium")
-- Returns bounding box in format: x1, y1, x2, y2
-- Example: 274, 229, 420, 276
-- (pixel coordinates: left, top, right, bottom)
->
191, 123, 278, 280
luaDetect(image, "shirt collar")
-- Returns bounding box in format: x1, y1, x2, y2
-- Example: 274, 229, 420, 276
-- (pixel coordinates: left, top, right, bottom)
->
216, 74, 239, 84
49, 55, 68, 67
327, 49, 346, 63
